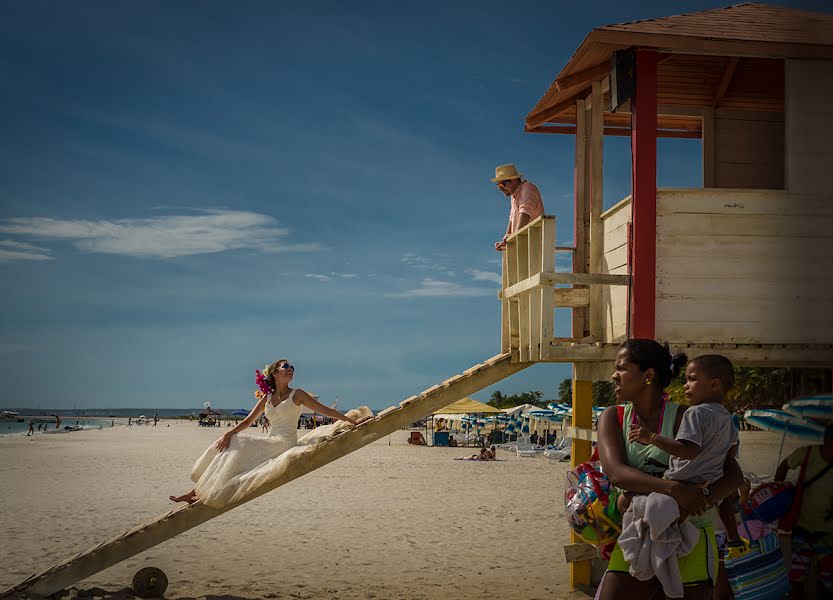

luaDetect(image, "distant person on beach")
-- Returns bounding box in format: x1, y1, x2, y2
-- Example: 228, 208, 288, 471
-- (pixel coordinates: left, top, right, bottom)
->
153, 414, 159, 427
773, 423, 833, 599
127, 417, 132, 427
492, 164, 545, 251
27, 421, 34, 436
170, 359, 372, 507
596, 340, 744, 600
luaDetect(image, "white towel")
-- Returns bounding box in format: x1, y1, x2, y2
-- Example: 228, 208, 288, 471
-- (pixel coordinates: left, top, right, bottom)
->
618, 493, 701, 598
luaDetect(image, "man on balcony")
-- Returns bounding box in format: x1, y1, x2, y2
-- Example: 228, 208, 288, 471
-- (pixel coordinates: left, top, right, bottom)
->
492, 164, 545, 251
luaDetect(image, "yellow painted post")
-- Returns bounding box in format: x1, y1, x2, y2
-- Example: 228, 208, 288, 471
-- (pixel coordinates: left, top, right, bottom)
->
569, 366, 593, 589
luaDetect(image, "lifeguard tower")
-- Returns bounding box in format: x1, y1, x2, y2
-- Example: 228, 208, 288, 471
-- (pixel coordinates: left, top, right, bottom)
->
508, 2, 833, 589
5, 3, 832, 598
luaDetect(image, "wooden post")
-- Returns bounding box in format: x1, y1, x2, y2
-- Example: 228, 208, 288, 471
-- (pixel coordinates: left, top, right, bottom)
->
528, 223, 542, 360
540, 218, 556, 359
501, 249, 509, 353
702, 107, 715, 188
630, 49, 658, 339
589, 80, 604, 342
570, 366, 593, 588
573, 98, 588, 339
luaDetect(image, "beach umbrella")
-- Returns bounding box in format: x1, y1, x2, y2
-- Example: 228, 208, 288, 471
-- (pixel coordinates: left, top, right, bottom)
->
783, 395, 833, 424
521, 416, 530, 436
232, 409, 249, 418
744, 409, 825, 471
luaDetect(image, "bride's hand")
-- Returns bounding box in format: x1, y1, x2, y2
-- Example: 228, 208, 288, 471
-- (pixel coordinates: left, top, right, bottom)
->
352, 415, 373, 426
216, 432, 233, 452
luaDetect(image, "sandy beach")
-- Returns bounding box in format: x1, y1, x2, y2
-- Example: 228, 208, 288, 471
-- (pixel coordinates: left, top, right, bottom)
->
0, 422, 804, 599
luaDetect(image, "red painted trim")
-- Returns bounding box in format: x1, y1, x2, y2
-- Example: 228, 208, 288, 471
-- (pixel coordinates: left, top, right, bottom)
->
630, 49, 658, 339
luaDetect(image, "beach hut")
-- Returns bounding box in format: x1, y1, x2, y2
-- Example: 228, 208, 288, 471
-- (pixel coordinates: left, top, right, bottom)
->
511, 3, 833, 589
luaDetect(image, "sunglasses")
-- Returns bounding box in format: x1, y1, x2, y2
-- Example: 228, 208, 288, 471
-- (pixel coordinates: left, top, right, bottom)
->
496, 180, 512, 187
279, 364, 295, 371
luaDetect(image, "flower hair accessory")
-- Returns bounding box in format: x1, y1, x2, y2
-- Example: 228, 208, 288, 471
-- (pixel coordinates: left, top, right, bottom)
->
255, 364, 274, 399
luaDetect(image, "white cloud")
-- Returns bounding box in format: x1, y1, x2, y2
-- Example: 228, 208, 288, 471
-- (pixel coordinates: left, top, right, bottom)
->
468, 269, 501, 284
386, 278, 495, 298
0, 240, 53, 262
305, 274, 331, 282
0, 211, 323, 259
401, 253, 454, 276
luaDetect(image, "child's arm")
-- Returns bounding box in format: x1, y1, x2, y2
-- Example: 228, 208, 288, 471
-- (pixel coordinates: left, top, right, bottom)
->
718, 493, 741, 542
628, 424, 701, 460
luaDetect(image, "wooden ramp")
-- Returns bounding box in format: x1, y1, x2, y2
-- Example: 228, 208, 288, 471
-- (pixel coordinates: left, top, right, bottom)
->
2, 353, 530, 599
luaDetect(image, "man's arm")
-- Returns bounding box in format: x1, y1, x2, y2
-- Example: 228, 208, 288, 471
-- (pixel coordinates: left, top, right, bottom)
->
517, 213, 531, 230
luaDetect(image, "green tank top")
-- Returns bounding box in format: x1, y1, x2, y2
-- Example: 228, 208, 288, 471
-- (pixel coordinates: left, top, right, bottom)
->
622, 401, 681, 477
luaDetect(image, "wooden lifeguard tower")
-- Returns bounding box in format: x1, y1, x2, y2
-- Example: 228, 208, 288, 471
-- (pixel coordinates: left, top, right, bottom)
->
504, 2, 833, 589
5, 4, 833, 598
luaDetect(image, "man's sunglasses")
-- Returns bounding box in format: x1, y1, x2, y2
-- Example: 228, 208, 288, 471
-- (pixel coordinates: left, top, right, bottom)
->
496, 180, 512, 187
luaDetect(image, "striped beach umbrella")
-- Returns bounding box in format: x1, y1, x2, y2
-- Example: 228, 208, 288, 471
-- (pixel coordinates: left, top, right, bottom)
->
521, 416, 530, 436
783, 395, 833, 424
745, 408, 826, 471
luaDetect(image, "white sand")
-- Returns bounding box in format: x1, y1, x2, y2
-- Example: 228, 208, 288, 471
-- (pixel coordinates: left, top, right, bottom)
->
0, 422, 801, 599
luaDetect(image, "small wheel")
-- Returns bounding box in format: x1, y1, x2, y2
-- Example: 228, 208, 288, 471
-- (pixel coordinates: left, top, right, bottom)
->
132, 566, 168, 598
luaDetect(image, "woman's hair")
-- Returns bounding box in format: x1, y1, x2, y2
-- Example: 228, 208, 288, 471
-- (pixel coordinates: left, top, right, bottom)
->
254, 358, 289, 398
620, 339, 687, 389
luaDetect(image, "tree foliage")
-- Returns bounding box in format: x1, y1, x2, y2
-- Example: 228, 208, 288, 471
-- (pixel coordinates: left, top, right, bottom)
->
487, 390, 546, 409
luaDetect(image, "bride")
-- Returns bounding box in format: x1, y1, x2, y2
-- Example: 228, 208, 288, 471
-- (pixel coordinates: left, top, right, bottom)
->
170, 358, 371, 507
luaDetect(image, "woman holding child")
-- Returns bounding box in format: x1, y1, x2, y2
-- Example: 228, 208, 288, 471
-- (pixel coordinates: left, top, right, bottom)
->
596, 339, 744, 600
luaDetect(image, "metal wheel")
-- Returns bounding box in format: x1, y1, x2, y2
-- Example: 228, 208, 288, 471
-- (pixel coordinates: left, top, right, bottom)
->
132, 566, 168, 598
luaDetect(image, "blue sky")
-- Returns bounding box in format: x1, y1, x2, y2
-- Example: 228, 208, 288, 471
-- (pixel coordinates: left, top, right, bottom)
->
1, 1, 828, 411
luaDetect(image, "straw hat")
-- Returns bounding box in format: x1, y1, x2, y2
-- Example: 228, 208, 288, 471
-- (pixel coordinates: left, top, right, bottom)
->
491, 164, 523, 182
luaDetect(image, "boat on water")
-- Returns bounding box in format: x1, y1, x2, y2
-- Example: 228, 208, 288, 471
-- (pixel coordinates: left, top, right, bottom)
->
0, 411, 24, 422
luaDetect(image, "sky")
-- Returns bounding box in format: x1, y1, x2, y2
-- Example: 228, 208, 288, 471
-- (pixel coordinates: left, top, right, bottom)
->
1, 1, 829, 411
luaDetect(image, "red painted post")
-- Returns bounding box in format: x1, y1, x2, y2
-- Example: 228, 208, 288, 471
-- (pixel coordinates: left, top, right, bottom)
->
630, 49, 658, 339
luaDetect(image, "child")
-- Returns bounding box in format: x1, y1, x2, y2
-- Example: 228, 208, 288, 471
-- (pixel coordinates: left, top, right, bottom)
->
774, 423, 833, 599
623, 355, 738, 511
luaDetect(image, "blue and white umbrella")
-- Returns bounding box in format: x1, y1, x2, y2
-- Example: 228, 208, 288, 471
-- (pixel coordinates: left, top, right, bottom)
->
745, 408, 826, 471
783, 395, 833, 424
520, 416, 530, 436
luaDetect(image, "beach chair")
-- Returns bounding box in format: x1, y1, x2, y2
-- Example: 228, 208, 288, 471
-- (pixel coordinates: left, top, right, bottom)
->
543, 436, 572, 461
516, 435, 544, 458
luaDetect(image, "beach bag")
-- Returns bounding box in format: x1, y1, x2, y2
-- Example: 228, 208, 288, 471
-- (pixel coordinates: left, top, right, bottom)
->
564, 462, 621, 548
742, 481, 794, 524
725, 518, 790, 600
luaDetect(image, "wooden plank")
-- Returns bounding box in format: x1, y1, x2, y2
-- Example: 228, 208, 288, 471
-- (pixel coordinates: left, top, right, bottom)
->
661, 343, 833, 368
570, 371, 593, 589
589, 80, 604, 343
702, 107, 715, 187
657, 277, 833, 302
603, 244, 629, 272
554, 288, 591, 308
544, 343, 620, 362
541, 272, 630, 286
713, 57, 739, 107
657, 189, 833, 217
656, 297, 833, 324
601, 194, 632, 220
656, 257, 833, 284
657, 320, 833, 345
657, 213, 833, 238
557, 60, 610, 90
541, 219, 556, 353
529, 224, 542, 360
517, 230, 531, 363
573, 98, 588, 339
565, 543, 598, 564
501, 249, 509, 353
567, 426, 598, 442
785, 59, 833, 195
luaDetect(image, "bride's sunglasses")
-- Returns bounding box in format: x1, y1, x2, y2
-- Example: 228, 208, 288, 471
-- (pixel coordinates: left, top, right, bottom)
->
279, 364, 294, 371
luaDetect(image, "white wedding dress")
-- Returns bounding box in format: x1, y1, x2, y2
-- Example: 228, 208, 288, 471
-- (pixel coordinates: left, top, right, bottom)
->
190, 390, 373, 508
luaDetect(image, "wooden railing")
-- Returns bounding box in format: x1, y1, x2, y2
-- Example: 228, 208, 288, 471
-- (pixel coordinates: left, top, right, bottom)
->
500, 215, 629, 362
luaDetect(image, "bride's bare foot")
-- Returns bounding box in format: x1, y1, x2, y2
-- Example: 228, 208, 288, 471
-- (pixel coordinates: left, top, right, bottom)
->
169, 490, 197, 504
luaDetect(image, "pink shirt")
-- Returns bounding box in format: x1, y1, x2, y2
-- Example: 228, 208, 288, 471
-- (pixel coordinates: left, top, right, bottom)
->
509, 180, 544, 233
